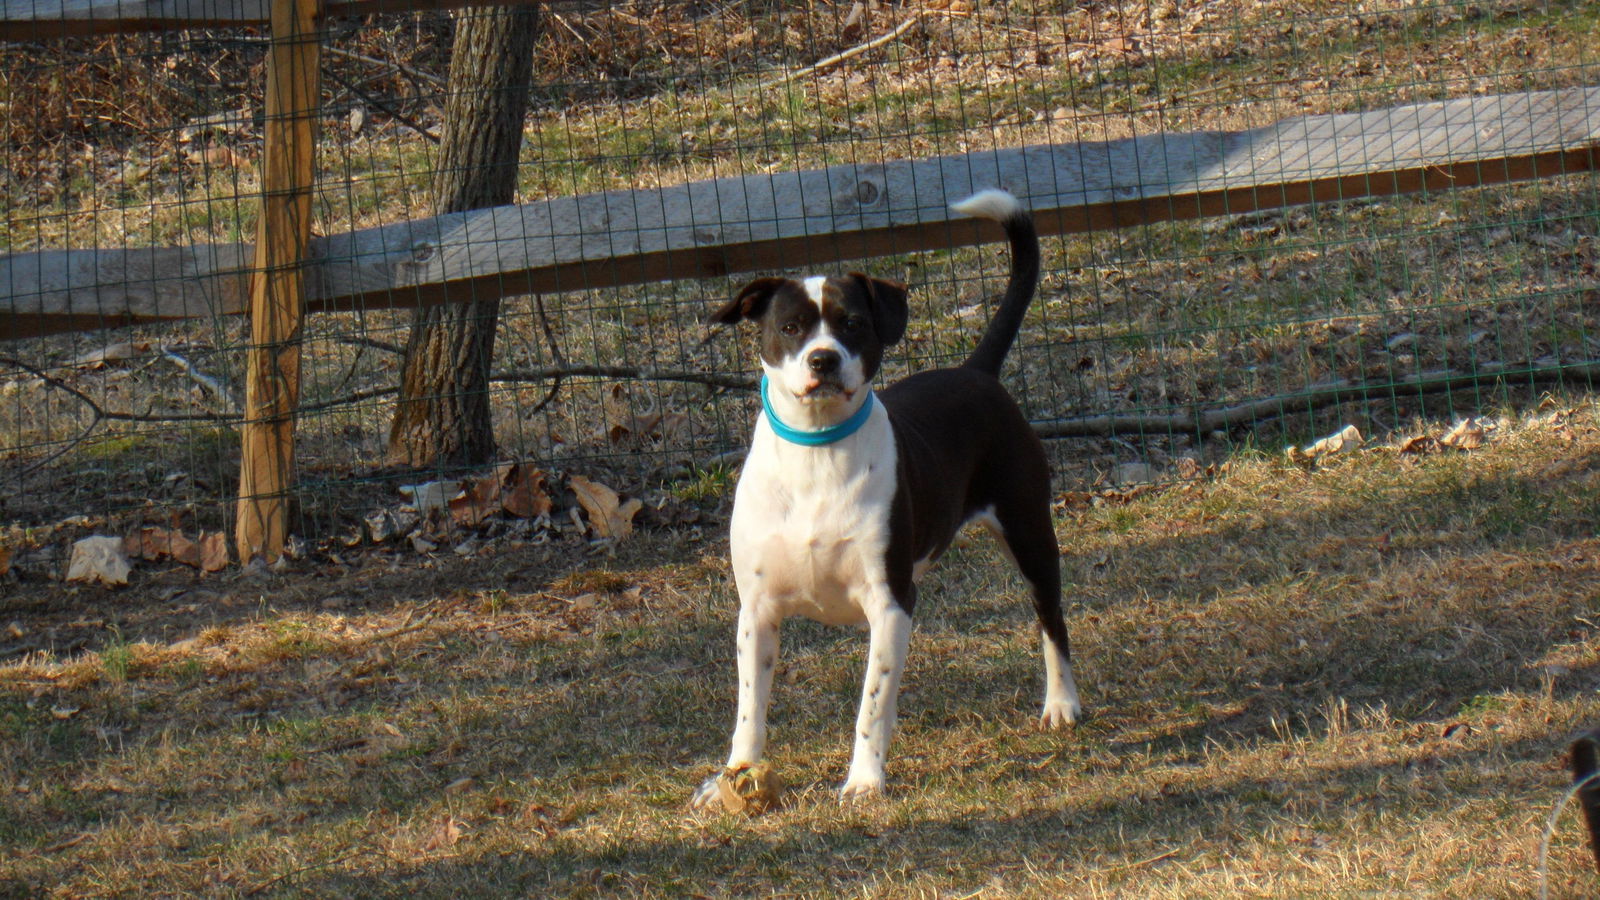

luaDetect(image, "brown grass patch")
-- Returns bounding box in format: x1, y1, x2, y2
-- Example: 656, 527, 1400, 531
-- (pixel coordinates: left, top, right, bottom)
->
4, 398, 1600, 895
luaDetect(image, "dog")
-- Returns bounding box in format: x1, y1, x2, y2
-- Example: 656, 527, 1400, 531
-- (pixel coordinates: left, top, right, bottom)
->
693, 189, 1081, 805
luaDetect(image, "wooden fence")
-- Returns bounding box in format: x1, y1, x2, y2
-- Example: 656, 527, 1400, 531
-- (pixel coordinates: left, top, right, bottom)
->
2, 0, 1599, 563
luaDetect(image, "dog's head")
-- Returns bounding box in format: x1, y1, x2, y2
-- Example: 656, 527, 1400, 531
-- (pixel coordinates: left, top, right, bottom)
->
710, 274, 908, 425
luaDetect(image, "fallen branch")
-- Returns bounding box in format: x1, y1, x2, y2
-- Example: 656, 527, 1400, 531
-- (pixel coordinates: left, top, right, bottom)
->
756, 11, 925, 92
324, 66, 440, 144
491, 364, 754, 392
0, 356, 107, 483
526, 293, 566, 416
244, 847, 372, 897
7, 350, 1589, 466
322, 44, 446, 89
160, 346, 239, 412
1034, 357, 1600, 439
293, 363, 752, 417
334, 336, 405, 355
0, 360, 756, 434
365, 611, 438, 643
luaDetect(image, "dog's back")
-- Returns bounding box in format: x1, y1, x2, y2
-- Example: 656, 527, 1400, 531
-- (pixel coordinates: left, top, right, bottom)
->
874, 193, 1055, 617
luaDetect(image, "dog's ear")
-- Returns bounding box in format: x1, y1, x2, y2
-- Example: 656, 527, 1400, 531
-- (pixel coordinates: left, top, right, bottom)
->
850, 273, 909, 346
709, 277, 787, 325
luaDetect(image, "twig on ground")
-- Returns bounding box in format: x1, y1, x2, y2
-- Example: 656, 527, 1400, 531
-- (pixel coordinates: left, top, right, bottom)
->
244, 847, 372, 897
39, 833, 91, 854
322, 44, 446, 89
526, 293, 566, 417
0, 355, 107, 483
294, 364, 752, 418
755, 11, 926, 92
160, 346, 239, 412
366, 611, 438, 643
1103, 845, 1188, 873
546, 9, 589, 45
324, 67, 440, 144
335, 336, 406, 355
491, 365, 755, 392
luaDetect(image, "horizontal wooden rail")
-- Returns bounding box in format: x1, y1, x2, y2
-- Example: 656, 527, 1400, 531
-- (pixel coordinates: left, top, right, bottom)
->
0, 0, 534, 39
4, 86, 1598, 341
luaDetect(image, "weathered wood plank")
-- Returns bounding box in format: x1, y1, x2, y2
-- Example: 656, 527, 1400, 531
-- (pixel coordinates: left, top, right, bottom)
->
0, 0, 532, 39
235, 0, 318, 565
0, 245, 253, 337
4, 86, 1597, 340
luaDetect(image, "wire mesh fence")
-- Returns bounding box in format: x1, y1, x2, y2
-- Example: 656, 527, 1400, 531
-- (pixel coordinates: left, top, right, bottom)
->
2, 0, 1598, 565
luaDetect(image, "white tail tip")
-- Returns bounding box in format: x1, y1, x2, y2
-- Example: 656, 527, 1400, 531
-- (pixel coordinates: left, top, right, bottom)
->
950, 189, 1023, 222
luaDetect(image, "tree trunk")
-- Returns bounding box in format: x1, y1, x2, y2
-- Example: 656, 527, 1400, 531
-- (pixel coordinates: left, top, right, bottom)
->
387, 4, 542, 468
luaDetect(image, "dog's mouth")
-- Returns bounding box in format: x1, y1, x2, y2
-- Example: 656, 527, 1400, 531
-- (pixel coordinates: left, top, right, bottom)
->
796, 381, 854, 403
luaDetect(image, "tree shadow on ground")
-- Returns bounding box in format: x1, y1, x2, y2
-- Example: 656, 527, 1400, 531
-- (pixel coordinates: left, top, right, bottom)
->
6, 441, 1600, 895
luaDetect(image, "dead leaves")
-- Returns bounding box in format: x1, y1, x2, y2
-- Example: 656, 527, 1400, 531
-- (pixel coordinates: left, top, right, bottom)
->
448, 462, 553, 527
607, 411, 689, 447
371, 466, 649, 556
1396, 434, 1439, 456
1439, 417, 1488, 451
1287, 424, 1365, 467
1396, 417, 1497, 457
400, 463, 556, 529
499, 463, 554, 520
570, 475, 643, 540
1288, 416, 1505, 470
709, 762, 785, 815
422, 816, 467, 853
124, 527, 228, 572
352, 721, 409, 767
62, 527, 229, 586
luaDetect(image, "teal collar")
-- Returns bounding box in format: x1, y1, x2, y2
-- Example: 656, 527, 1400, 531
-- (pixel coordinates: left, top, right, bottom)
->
760, 375, 876, 446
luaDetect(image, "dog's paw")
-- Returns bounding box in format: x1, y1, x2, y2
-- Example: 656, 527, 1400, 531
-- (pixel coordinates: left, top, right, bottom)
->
690, 763, 785, 814
838, 776, 886, 803
688, 774, 723, 811
1039, 699, 1081, 730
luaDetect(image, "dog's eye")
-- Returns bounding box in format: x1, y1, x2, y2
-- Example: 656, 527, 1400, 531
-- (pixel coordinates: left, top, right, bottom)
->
780, 322, 803, 337
840, 316, 866, 333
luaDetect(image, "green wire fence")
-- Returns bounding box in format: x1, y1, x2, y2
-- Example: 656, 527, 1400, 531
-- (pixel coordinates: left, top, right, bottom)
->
1, 0, 1597, 567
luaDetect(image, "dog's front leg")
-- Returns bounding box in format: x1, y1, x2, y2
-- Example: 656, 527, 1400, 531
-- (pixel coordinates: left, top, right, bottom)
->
692, 605, 779, 809
840, 599, 912, 801
727, 605, 780, 767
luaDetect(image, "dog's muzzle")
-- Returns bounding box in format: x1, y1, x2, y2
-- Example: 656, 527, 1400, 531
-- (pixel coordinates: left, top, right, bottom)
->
800, 349, 851, 399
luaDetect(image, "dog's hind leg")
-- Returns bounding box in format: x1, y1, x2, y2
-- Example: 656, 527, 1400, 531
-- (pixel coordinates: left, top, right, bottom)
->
992, 498, 1082, 729
841, 593, 913, 801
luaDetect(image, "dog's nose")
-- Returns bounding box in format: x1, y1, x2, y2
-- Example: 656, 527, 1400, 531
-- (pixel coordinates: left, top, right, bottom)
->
808, 349, 841, 375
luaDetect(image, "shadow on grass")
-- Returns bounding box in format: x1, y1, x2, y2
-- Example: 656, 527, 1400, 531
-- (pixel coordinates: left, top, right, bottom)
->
270, 727, 1580, 897
5, 439, 1600, 894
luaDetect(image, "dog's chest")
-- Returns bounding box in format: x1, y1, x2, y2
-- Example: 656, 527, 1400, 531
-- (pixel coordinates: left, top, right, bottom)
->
729, 416, 898, 626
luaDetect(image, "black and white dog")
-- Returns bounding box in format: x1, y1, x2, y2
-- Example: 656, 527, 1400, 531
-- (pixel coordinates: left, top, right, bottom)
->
694, 190, 1081, 804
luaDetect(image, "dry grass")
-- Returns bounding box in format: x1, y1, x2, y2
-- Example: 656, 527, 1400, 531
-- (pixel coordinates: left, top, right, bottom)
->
5, 396, 1600, 896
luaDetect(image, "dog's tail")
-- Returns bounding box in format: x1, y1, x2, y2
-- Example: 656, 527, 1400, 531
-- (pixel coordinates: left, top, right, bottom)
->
951, 189, 1040, 377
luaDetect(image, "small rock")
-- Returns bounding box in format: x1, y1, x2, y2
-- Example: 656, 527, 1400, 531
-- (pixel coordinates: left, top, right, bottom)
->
65, 536, 132, 587
1111, 462, 1156, 486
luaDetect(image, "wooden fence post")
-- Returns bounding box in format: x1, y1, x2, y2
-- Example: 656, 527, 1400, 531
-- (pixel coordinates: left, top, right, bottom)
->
236, 0, 320, 564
